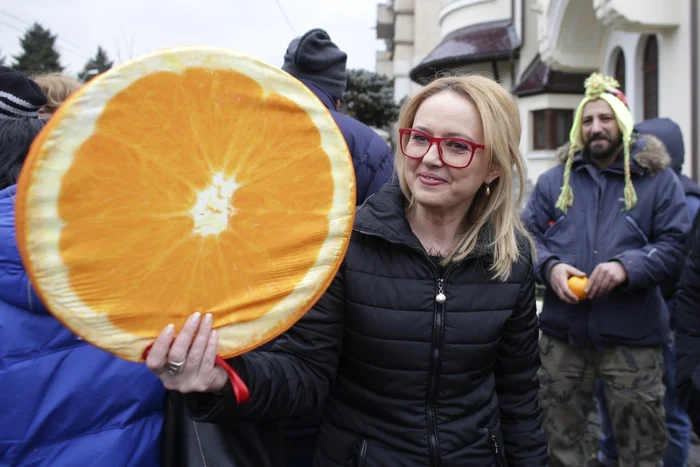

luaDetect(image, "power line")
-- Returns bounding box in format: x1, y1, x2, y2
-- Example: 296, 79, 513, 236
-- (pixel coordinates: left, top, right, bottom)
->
0, 17, 24, 35
0, 18, 88, 62
0, 9, 93, 56
273, 0, 297, 36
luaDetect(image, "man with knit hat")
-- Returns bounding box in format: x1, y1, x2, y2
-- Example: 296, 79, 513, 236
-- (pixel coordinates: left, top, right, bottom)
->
592, 117, 698, 467
281, 28, 393, 206
523, 73, 690, 466
0, 66, 47, 119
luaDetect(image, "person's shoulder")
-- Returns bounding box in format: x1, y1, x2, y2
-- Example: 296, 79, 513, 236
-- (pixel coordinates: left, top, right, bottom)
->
0, 185, 24, 276
531, 165, 564, 196
538, 165, 565, 181
330, 109, 370, 133
478, 229, 535, 284
533, 144, 568, 182
647, 165, 680, 185
633, 133, 672, 176
513, 230, 535, 272
330, 111, 390, 153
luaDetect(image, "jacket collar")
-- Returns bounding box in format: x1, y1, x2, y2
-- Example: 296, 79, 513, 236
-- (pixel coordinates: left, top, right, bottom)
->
554, 133, 671, 176
299, 79, 338, 111
354, 182, 494, 259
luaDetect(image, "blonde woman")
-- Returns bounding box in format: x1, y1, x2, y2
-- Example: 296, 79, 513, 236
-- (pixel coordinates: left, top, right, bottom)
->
32, 73, 82, 119
146, 75, 548, 466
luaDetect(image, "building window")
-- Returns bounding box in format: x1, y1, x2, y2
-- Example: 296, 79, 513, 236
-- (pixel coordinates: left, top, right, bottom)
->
643, 36, 659, 119
614, 49, 626, 94
533, 109, 574, 150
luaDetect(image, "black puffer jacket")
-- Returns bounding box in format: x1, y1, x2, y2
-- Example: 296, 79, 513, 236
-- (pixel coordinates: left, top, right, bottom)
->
188, 183, 548, 466
675, 211, 700, 436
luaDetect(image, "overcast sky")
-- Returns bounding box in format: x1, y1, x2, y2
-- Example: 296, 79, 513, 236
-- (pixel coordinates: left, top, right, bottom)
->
0, 0, 385, 76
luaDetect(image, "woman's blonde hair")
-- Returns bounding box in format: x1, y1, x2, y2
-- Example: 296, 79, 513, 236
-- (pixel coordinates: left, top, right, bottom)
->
395, 74, 534, 281
32, 73, 82, 112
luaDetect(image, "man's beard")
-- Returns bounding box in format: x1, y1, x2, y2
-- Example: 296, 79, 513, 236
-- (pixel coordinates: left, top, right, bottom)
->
587, 136, 622, 160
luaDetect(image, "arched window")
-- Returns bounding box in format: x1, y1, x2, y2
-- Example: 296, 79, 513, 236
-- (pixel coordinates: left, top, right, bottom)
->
643, 36, 659, 119
613, 49, 626, 94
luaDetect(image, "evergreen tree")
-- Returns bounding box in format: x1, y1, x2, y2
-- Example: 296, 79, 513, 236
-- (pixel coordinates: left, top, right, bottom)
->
0, 50, 5, 67
343, 69, 399, 130
78, 46, 113, 82
12, 23, 63, 75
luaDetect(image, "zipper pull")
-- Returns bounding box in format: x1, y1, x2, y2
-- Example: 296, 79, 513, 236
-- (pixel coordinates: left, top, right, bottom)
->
436, 279, 446, 303
491, 433, 499, 454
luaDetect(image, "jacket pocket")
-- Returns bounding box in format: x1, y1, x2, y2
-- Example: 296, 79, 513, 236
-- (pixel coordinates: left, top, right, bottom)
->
545, 215, 567, 234
542, 215, 576, 265
624, 215, 649, 245
483, 427, 505, 467
345, 438, 368, 467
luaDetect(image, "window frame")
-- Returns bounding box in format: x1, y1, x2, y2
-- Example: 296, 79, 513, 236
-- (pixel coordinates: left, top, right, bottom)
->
614, 49, 626, 95
643, 36, 659, 120
532, 108, 575, 150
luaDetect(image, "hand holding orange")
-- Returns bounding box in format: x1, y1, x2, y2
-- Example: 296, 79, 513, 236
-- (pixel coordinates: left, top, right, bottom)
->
567, 276, 589, 300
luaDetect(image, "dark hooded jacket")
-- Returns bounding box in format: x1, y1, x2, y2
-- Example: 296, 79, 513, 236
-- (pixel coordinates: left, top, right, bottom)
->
301, 79, 394, 206
633, 118, 700, 305
634, 118, 700, 220
675, 211, 700, 436
270, 79, 396, 466
522, 133, 690, 347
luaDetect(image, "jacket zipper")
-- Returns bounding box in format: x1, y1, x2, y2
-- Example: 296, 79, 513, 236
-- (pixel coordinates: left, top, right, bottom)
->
356, 228, 455, 466
589, 180, 604, 343
427, 275, 448, 467
346, 438, 368, 466
359, 439, 368, 465
192, 420, 207, 467
484, 427, 503, 467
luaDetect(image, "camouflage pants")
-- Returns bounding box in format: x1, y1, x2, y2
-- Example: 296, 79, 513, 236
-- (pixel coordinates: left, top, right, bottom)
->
538, 334, 668, 467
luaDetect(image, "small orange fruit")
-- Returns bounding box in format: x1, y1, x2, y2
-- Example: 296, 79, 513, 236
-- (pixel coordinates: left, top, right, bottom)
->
15, 47, 356, 362
567, 276, 589, 300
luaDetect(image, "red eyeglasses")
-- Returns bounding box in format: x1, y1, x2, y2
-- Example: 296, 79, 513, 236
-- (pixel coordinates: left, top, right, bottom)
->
398, 128, 485, 169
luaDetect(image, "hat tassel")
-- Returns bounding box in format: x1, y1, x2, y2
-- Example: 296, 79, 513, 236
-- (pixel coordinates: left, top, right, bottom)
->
622, 137, 638, 211
555, 148, 576, 213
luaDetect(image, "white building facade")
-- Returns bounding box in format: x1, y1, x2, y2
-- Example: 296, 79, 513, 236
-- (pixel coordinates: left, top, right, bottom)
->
375, 0, 443, 102
376, 0, 700, 185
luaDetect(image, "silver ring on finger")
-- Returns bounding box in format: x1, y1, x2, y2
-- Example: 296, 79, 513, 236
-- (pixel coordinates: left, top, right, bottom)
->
166, 359, 186, 376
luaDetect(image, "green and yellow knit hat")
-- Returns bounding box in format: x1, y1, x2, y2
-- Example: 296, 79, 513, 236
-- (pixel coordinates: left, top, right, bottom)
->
555, 72, 637, 213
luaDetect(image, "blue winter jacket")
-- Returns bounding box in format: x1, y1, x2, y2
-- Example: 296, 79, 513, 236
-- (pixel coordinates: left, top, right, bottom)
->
523, 134, 690, 347
0, 185, 165, 467
633, 118, 700, 310
300, 79, 394, 204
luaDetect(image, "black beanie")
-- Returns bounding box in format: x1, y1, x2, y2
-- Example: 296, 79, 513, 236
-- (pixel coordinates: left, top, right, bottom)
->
0, 66, 47, 119
282, 28, 348, 100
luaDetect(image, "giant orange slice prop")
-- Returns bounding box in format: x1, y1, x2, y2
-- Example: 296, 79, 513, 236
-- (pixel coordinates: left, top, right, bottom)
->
15, 48, 356, 367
